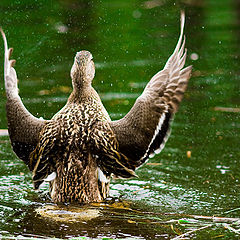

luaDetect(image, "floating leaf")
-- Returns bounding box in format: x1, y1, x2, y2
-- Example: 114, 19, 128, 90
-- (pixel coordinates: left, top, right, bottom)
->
38, 89, 51, 96
187, 151, 191, 158
128, 220, 136, 224
179, 219, 191, 224
146, 162, 162, 166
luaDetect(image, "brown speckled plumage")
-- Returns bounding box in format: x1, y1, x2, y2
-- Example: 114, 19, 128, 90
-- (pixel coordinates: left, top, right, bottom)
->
1, 12, 192, 203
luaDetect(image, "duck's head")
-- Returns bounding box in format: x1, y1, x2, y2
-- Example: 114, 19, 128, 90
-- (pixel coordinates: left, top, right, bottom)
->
70, 50, 95, 89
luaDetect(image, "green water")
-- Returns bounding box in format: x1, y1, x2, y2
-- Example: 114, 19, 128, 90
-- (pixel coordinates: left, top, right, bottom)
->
0, 0, 239, 239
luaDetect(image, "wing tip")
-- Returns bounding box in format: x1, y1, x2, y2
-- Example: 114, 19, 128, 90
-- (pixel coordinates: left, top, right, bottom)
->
1, 27, 10, 60
0, 27, 6, 44
180, 10, 185, 38
184, 65, 193, 74
180, 10, 185, 24
164, 10, 186, 69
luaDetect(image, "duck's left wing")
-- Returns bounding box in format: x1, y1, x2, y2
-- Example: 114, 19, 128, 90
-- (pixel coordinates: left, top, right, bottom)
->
30, 121, 60, 189
1, 29, 47, 166
109, 11, 192, 170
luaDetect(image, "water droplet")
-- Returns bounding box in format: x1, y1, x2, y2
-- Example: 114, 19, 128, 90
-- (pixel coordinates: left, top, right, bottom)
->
132, 10, 142, 19
190, 53, 199, 61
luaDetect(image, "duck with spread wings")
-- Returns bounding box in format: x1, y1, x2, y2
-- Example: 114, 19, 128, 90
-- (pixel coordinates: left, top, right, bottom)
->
1, 12, 192, 203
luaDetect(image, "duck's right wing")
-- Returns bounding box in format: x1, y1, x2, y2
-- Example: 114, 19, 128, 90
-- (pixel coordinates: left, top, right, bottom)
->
1, 29, 47, 167
110, 12, 192, 170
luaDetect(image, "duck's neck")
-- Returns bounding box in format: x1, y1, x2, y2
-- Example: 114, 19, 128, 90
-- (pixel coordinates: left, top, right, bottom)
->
68, 83, 93, 103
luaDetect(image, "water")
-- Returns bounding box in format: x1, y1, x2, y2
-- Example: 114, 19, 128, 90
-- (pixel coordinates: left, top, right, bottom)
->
0, 0, 239, 239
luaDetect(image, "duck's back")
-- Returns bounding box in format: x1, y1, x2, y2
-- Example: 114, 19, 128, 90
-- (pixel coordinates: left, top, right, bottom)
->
53, 89, 110, 144
30, 87, 111, 203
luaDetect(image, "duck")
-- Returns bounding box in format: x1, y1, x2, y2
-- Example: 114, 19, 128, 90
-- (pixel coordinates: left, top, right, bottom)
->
0, 11, 192, 204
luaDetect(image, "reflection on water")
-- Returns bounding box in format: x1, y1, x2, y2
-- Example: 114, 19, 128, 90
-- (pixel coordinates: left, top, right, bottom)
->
36, 205, 100, 222
0, 0, 240, 239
